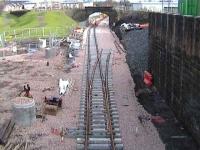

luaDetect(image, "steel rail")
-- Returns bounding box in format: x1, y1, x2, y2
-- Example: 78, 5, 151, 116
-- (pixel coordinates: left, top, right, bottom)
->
83, 25, 120, 150
94, 27, 116, 150
84, 27, 103, 150
104, 52, 116, 150
84, 27, 91, 150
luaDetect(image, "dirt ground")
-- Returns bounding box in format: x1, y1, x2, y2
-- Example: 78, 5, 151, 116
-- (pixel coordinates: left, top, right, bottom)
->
0, 29, 87, 149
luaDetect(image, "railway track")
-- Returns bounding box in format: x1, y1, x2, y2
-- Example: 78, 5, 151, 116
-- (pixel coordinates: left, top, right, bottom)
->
77, 26, 123, 150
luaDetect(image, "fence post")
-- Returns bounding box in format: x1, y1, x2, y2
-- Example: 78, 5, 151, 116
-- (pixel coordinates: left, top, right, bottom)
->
3, 32, 6, 41
43, 27, 45, 37
0, 26, 68, 41
56, 27, 58, 36
14, 29, 16, 39
22, 29, 24, 39
35, 28, 37, 37
29, 28, 31, 37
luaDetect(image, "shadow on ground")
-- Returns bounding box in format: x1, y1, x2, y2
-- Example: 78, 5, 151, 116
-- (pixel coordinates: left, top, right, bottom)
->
133, 74, 199, 150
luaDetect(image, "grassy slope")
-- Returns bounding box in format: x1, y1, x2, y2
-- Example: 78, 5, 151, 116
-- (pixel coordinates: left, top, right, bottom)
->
44, 11, 76, 28
0, 11, 39, 32
0, 11, 77, 39
13, 11, 39, 28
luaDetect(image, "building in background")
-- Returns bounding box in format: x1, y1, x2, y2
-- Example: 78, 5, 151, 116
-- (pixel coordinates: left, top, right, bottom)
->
4, 0, 30, 11
3, 0, 96, 10
62, 0, 79, 9
129, 0, 178, 13
6, 0, 29, 3
4, 0, 179, 12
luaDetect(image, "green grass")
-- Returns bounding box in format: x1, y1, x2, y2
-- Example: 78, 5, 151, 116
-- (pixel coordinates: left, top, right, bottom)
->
12, 11, 39, 28
44, 11, 76, 28
0, 10, 77, 40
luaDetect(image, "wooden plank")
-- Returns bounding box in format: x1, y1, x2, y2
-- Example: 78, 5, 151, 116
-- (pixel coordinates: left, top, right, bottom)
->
3, 141, 11, 150
171, 135, 188, 139
13, 144, 20, 150
6, 143, 14, 150
0, 120, 11, 144
24, 141, 28, 150
44, 104, 58, 116
1, 120, 15, 145
0, 120, 10, 138
13, 142, 23, 150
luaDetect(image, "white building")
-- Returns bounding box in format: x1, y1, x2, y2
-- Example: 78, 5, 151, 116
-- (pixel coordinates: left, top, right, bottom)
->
27, 0, 93, 9
23, 3, 36, 10
3, 3, 25, 11
62, 0, 79, 9
5, 0, 64, 10
129, 0, 178, 12
3, 1, 94, 11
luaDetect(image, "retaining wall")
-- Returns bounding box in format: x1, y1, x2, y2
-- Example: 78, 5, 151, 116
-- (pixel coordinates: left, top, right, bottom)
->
149, 13, 200, 145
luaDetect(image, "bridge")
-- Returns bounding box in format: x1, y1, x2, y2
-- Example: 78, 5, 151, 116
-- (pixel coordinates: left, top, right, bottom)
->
85, 6, 117, 26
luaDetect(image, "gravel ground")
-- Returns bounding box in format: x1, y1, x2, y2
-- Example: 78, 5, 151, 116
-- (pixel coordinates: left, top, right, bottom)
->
97, 18, 165, 150
0, 29, 88, 149
121, 29, 149, 75
112, 47, 165, 150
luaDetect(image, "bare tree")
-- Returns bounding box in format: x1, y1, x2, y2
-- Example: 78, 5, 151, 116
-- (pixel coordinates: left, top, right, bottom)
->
0, 0, 5, 13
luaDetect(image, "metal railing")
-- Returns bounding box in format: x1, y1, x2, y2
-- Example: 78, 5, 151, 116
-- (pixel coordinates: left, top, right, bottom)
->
0, 26, 75, 42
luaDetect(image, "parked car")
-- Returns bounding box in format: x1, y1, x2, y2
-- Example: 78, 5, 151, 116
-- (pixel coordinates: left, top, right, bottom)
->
120, 23, 130, 30
133, 23, 143, 30
120, 23, 143, 31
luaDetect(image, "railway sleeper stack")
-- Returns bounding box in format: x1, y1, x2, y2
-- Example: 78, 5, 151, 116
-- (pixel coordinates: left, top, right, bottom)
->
77, 28, 123, 150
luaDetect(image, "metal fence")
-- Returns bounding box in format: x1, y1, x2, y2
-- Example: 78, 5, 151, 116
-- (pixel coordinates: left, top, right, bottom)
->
0, 26, 74, 42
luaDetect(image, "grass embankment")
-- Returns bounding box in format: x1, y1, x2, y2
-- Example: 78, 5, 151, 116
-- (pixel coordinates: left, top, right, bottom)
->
0, 11, 77, 40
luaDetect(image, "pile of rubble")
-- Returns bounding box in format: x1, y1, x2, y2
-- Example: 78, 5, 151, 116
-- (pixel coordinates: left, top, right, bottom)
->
61, 27, 84, 71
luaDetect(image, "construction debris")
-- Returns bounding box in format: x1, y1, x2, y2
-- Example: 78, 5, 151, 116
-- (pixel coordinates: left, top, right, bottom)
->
0, 26, 85, 149
44, 96, 62, 108
171, 136, 188, 139
43, 96, 63, 116
51, 128, 61, 136
151, 116, 166, 125
2, 140, 30, 150
60, 128, 64, 142
18, 84, 32, 98
35, 102, 46, 121
44, 104, 58, 116
42, 87, 54, 92
59, 78, 69, 95
138, 115, 150, 125
143, 71, 153, 87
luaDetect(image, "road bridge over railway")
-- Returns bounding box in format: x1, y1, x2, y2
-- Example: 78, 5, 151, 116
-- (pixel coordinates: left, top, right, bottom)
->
85, 6, 117, 26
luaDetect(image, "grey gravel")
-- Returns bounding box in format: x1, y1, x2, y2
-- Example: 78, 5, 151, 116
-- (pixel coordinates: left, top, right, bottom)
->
122, 29, 149, 75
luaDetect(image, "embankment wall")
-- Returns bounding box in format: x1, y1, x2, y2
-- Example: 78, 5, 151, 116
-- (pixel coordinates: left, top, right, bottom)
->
149, 13, 200, 145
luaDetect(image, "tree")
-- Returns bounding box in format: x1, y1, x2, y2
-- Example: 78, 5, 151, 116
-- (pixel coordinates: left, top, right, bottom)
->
0, 0, 5, 13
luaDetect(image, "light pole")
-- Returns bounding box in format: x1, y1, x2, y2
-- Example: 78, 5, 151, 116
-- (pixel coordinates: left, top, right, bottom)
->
44, 0, 47, 11
124, 0, 126, 12
168, 0, 171, 12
